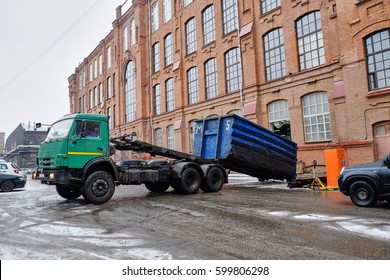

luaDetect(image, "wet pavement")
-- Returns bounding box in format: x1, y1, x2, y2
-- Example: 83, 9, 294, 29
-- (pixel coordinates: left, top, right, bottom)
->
1, 175, 390, 259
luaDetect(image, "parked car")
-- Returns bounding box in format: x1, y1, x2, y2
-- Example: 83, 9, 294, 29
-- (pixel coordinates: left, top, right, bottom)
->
0, 173, 27, 192
338, 153, 390, 207
0, 162, 21, 175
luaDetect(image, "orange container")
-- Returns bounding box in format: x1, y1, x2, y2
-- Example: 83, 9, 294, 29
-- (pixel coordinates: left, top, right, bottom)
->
324, 149, 346, 187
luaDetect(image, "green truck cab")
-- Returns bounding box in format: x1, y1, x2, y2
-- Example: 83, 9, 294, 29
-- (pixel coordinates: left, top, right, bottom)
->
37, 113, 118, 204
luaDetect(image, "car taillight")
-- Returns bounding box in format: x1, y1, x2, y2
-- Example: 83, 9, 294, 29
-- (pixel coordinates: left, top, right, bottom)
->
14, 169, 19, 174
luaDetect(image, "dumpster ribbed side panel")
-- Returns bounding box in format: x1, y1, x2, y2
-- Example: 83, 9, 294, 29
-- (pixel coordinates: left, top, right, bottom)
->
193, 115, 297, 180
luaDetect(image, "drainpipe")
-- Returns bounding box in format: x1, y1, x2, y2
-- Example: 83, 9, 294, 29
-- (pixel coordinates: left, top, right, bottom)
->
235, 0, 244, 111
147, 0, 154, 144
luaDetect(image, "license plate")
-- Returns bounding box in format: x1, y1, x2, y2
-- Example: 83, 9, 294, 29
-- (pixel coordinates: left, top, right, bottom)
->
39, 174, 45, 178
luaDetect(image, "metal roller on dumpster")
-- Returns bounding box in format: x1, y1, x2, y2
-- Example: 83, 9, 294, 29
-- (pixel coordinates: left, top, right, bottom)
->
193, 114, 297, 181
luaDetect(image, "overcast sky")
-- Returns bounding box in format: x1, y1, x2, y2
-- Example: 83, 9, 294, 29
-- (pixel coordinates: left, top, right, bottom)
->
0, 0, 128, 140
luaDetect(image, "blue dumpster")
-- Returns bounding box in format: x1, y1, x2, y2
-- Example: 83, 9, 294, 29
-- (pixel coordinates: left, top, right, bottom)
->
193, 114, 297, 181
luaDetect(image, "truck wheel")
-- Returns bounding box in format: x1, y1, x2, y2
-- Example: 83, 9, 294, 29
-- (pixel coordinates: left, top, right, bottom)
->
349, 181, 378, 207
145, 182, 170, 193
82, 171, 115, 204
201, 167, 224, 192
1, 181, 15, 192
173, 167, 201, 195
56, 185, 81, 200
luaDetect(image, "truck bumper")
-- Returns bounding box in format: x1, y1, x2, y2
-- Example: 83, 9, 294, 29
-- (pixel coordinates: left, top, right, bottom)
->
35, 169, 71, 186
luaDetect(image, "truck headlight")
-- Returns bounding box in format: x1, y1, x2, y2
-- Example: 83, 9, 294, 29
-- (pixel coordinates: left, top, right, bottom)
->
49, 173, 55, 180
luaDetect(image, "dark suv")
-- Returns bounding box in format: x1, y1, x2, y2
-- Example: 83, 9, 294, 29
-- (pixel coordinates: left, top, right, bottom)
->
338, 153, 390, 207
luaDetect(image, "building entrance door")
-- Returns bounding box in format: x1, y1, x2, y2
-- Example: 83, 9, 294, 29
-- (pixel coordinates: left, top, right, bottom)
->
374, 122, 390, 160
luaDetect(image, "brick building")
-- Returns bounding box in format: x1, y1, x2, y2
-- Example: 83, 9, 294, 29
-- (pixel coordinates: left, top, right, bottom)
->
68, 0, 390, 169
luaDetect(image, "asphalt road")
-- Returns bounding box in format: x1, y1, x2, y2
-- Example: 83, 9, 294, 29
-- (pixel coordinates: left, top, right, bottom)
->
1, 175, 390, 260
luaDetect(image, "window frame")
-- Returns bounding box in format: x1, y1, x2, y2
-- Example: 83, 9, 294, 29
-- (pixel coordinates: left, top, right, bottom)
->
302, 92, 332, 143
205, 58, 218, 99
164, 33, 173, 67
225, 48, 242, 93
153, 84, 162, 115
296, 11, 325, 71
264, 28, 286, 81
261, 0, 281, 15
185, 17, 197, 55
152, 42, 160, 73
222, 0, 238, 35
151, 2, 159, 33
365, 29, 390, 90
187, 67, 199, 105
202, 5, 215, 46
125, 61, 137, 122
166, 78, 175, 112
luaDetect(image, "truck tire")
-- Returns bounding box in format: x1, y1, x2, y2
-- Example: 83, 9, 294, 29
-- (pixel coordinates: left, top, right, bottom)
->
1, 181, 15, 192
173, 167, 201, 195
56, 185, 81, 200
349, 181, 378, 207
201, 167, 224, 192
145, 182, 170, 193
82, 171, 115, 204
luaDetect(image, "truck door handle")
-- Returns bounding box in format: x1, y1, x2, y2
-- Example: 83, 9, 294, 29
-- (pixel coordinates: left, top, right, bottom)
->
97, 147, 103, 151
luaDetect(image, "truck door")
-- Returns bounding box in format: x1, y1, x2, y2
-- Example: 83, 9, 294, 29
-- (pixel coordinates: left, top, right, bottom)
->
67, 120, 105, 169
380, 155, 390, 195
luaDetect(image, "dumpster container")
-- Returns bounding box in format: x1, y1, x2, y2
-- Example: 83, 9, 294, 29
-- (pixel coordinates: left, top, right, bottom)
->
193, 114, 297, 181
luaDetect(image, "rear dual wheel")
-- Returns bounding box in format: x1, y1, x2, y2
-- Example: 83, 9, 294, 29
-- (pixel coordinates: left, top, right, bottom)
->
173, 167, 202, 194
201, 167, 224, 192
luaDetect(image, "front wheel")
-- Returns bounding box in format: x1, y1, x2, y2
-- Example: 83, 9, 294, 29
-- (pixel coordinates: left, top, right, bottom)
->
349, 181, 378, 207
145, 182, 170, 193
56, 185, 81, 200
82, 171, 115, 204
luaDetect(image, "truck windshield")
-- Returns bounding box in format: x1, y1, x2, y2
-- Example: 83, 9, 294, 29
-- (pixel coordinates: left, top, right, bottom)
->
45, 119, 74, 141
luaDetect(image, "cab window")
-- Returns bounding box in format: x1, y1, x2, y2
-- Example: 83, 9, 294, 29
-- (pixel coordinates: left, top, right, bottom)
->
74, 121, 100, 138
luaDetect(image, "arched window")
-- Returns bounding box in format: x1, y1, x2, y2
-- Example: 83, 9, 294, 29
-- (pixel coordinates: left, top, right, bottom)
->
264, 28, 286, 81
151, 2, 159, 32
261, 0, 280, 14
125, 61, 136, 122
187, 67, 199, 105
365, 29, 390, 90
225, 48, 242, 93
185, 17, 197, 55
152, 42, 160, 73
165, 78, 175, 112
164, 33, 173, 67
222, 0, 238, 35
202, 5, 215, 46
268, 100, 291, 139
153, 84, 161, 115
154, 128, 162, 146
205, 58, 218, 99
302, 92, 331, 142
296, 11, 325, 71
167, 125, 175, 149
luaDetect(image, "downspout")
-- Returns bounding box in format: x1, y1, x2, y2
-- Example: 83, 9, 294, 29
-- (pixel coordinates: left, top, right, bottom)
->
235, 0, 244, 111
147, 0, 154, 144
